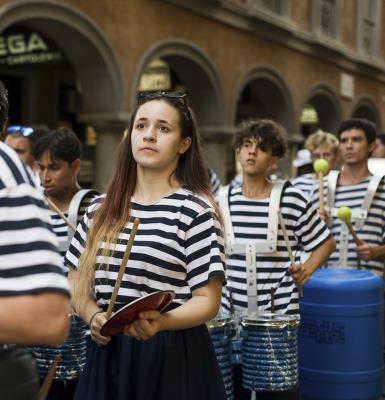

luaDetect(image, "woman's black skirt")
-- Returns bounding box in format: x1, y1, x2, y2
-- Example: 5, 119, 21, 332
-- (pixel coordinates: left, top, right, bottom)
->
75, 324, 227, 400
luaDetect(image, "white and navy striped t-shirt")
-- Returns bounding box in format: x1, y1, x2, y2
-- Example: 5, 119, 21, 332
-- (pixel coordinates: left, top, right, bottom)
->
290, 173, 315, 199
221, 184, 330, 315
311, 175, 385, 275
0, 142, 69, 297
65, 188, 225, 308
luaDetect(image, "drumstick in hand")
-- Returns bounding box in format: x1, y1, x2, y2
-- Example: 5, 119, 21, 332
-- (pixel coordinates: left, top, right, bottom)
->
313, 159, 329, 213
105, 218, 140, 320
277, 210, 304, 297
337, 206, 364, 246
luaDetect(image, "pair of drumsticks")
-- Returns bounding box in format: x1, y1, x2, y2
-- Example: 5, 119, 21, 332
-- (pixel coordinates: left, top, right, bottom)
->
39, 198, 139, 400
315, 159, 363, 245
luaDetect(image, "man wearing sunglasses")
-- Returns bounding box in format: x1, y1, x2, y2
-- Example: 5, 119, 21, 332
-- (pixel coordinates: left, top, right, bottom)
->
5, 124, 48, 186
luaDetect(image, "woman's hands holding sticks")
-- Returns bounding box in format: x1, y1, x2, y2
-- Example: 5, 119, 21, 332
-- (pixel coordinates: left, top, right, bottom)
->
89, 311, 111, 346
123, 310, 163, 341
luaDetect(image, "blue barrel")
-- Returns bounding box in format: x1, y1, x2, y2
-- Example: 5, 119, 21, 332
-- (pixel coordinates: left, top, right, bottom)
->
299, 268, 384, 400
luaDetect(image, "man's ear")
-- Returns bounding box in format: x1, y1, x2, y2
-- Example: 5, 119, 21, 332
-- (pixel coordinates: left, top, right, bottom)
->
269, 156, 279, 171
71, 159, 81, 176
368, 140, 376, 156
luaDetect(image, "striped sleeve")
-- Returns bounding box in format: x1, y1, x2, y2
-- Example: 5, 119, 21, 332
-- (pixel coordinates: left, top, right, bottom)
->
185, 207, 225, 291
291, 190, 330, 252
0, 143, 36, 189
0, 184, 69, 296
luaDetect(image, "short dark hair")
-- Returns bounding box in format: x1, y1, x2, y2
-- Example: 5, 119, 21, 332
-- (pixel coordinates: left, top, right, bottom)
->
234, 118, 287, 158
33, 127, 81, 164
376, 133, 385, 145
337, 118, 377, 144
0, 80, 9, 131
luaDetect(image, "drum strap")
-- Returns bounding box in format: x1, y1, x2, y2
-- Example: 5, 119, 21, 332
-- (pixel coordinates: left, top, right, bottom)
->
326, 171, 384, 265
67, 188, 99, 247
218, 180, 287, 313
218, 181, 285, 255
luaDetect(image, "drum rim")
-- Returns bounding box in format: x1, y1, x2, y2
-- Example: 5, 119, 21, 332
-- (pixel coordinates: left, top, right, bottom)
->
206, 314, 234, 328
241, 312, 300, 328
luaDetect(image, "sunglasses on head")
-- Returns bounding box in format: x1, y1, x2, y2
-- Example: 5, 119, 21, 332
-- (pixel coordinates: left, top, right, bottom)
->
137, 91, 191, 121
7, 125, 34, 137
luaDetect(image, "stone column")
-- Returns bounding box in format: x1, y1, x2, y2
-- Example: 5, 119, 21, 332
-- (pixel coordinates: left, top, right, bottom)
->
79, 112, 130, 192
201, 125, 235, 184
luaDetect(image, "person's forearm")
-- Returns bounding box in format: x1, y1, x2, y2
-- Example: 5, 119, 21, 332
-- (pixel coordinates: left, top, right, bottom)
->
75, 296, 101, 326
303, 237, 336, 274
68, 269, 100, 325
0, 293, 70, 345
159, 278, 222, 331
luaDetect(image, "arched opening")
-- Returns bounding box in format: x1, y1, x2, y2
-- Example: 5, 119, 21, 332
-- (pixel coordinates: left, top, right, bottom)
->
0, 0, 127, 189
133, 40, 228, 181
233, 66, 294, 179
352, 97, 381, 131
301, 85, 342, 137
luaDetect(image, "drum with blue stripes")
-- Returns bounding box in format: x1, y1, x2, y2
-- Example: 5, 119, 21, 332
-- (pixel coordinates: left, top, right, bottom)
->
30, 313, 87, 381
241, 313, 299, 392
207, 314, 235, 400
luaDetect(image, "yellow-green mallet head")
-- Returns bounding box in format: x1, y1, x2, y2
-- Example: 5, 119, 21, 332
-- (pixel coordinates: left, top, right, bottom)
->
337, 206, 352, 223
313, 158, 329, 174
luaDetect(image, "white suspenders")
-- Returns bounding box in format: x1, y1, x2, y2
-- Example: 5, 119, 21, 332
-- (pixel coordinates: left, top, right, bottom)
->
326, 170, 384, 265
56, 189, 98, 254
218, 181, 286, 314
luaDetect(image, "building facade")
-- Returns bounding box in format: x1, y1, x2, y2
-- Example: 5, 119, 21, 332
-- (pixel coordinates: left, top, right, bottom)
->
1, 0, 384, 188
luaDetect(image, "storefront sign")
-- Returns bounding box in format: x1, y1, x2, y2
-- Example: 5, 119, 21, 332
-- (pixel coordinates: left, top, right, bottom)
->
138, 58, 171, 91
0, 29, 63, 66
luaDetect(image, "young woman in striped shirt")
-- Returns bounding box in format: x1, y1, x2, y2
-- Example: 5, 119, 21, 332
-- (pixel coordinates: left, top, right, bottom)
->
65, 91, 226, 400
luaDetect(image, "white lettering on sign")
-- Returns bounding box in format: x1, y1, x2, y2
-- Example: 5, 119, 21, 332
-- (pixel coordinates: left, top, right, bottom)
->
0, 32, 49, 56
28, 33, 48, 52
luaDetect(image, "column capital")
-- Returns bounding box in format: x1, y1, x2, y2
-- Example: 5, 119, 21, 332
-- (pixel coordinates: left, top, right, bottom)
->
200, 125, 235, 141
78, 110, 131, 133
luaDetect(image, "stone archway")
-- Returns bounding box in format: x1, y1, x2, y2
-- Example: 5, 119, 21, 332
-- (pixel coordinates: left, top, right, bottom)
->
133, 39, 229, 181
352, 96, 382, 131
0, 0, 129, 189
233, 65, 295, 133
303, 83, 342, 135
232, 65, 295, 179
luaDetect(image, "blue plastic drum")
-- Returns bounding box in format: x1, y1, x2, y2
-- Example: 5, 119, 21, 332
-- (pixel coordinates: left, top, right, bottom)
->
241, 313, 300, 392
207, 314, 235, 400
299, 268, 384, 400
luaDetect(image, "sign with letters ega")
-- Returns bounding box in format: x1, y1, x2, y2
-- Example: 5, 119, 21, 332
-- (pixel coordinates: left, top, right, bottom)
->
0, 28, 63, 66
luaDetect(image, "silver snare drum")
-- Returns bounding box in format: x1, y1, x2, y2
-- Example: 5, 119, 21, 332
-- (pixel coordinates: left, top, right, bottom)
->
241, 313, 300, 392
207, 314, 235, 400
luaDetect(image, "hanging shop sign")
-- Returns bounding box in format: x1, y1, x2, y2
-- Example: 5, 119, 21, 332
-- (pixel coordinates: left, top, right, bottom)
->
138, 58, 171, 92
0, 27, 64, 66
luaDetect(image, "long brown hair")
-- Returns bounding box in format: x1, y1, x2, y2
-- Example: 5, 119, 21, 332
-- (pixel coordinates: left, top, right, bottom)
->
72, 92, 216, 310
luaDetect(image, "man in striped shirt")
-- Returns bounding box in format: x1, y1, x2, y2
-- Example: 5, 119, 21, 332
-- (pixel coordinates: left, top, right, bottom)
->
0, 81, 70, 399
291, 129, 339, 198
30, 127, 98, 399
312, 118, 385, 275
219, 119, 335, 400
